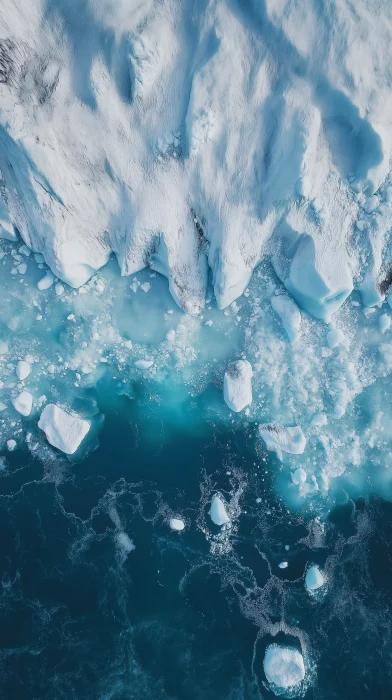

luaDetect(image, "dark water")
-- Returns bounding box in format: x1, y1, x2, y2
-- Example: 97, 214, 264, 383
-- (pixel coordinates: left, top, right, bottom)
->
1, 383, 392, 699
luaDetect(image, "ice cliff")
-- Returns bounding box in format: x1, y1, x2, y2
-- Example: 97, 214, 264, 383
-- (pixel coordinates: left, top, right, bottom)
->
1, 0, 392, 319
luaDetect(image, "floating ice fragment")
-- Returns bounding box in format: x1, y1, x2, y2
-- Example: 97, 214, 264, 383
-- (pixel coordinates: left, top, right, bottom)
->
0, 341, 8, 355
223, 359, 252, 412
13, 391, 33, 416
259, 424, 306, 455
7, 439, 16, 451
38, 404, 90, 455
134, 359, 154, 369
379, 314, 391, 333
0, 401, 6, 411
305, 564, 325, 591
34, 254, 45, 263
291, 468, 306, 485
169, 518, 185, 531
38, 274, 54, 290
55, 282, 64, 296
264, 644, 305, 690
19, 245, 31, 257
326, 328, 345, 348
278, 561, 288, 569
271, 294, 302, 342
210, 495, 230, 526
140, 282, 151, 293
17, 263, 27, 275
16, 360, 31, 381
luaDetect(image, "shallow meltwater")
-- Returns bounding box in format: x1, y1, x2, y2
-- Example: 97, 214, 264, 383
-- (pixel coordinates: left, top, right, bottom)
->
1, 238, 392, 697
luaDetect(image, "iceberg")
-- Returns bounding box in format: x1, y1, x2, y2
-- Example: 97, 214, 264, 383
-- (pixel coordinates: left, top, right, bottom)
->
264, 644, 305, 691
169, 518, 185, 532
38, 404, 90, 455
210, 496, 230, 526
223, 360, 253, 413
305, 564, 325, 592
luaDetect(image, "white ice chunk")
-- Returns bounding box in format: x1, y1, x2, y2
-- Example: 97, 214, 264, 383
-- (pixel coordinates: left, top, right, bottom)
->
16, 360, 31, 381
134, 359, 154, 369
0, 341, 8, 355
55, 283, 65, 296
13, 391, 33, 416
38, 404, 90, 455
264, 645, 305, 690
17, 263, 27, 275
259, 424, 306, 455
38, 274, 54, 290
19, 245, 31, 257
291, 467, 307, 485
326, 328, 345, 348
279, 561, 288, 569
379, 314, 391, 333
271, 294, 302, 342
305, 564, 325, 591
169, 518, 185, 531
223, 359, 253, 412
7, 439, 16, 451
210, 495, 230, 526
0, 401, 6, 412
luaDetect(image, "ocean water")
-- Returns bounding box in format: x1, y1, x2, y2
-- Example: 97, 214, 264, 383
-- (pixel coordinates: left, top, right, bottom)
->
1, 383, 392, 699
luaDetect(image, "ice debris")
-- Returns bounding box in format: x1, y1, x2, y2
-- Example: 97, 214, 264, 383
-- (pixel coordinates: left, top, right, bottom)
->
271, 294, 302, 342
38, 274, 55, 291
223, 359, 253, 412
38, 404, 90, 455
326, 328, 345, 348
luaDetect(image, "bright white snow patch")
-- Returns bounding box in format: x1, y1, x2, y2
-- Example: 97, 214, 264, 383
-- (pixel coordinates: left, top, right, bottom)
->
16, 360, 31, 381
210, 495, 230, 526
223, 359, 253, 412
12, 391, 33, 416
169, 518, 185, 531
305, 564, 325, 591
259, 424, 306, 455
38, 404, 90, 455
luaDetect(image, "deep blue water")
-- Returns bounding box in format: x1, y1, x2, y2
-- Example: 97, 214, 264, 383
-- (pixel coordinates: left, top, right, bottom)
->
1, 382, 392, 699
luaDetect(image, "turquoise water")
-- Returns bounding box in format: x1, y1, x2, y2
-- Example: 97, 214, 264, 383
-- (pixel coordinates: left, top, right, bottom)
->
1, 383, 392, 698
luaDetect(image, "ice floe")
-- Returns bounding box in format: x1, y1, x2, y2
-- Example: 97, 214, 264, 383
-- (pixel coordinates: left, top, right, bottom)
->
264, 644, 305, 691
38, 404, 90, 455
305, 564, 325, 592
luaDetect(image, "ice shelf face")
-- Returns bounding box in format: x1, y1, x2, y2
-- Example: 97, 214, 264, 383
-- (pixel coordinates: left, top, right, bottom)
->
1, 0, 392, 319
